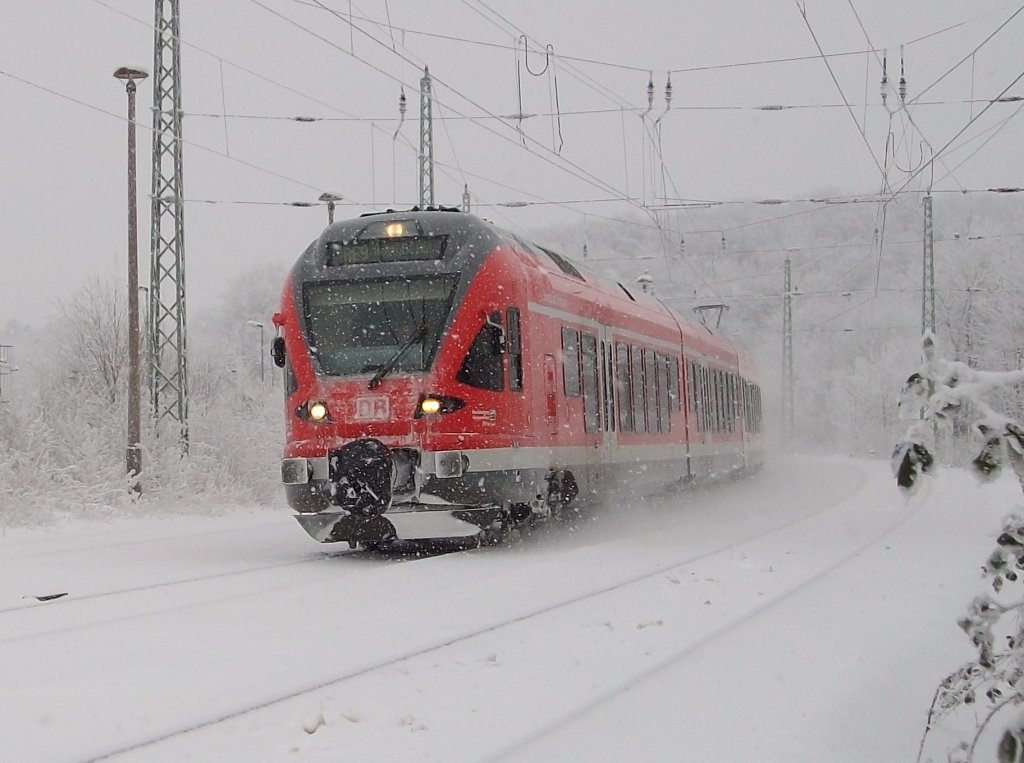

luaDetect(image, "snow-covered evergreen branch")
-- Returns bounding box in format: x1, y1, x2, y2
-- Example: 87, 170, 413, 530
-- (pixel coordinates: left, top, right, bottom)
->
901, 333, 1024, 761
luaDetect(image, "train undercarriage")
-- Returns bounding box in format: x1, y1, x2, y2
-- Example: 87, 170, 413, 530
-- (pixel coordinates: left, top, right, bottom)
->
284, 437, 580, 549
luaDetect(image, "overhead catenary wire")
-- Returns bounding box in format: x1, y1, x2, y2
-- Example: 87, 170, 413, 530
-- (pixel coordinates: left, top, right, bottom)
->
289, 0, 1019, 79
0, 66, 367, 203
86, 0, 421, 191
796, 1, 895, 200
893, 66, 1024, 196
92, 0, 660, 239
285, 0, 720, 300
256, 0, 650, 215
910, 3, 1024, 106
83, 0, 1024, 277
48, 0, 639, 241
182, 94, 1024, 124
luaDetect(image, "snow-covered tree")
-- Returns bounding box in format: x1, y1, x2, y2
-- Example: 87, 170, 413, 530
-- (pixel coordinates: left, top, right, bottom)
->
895, 333, 1024, 761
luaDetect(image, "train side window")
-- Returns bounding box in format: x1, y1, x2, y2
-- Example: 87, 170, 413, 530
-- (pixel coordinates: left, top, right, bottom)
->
725, 372, 732, 433
606, 342, 615, 431
581, 333, 599, 434
562, 327, 581, 397
687, 361, 698, 429
457, 319, 505, 391
733, 375, 740, 432
733, 375, 740, 433
700, 364, 708, 434
721, 372, 728, 433
719, 371, 727, 433
746, 383, 753, 431
644, 349, 658, 435
730, 374, 737, 432
600, 341, 609, 431
616, 342, 632, 432
507, 307, 523, 392
755, 385, 763, 432
701, 364, 712, 433
693, 363, 703, 432
631, 346, 646, 433
656, 354, 671, 434
711, 369, 721, 433
668, 355, 681, 412
725, 372, 733, 433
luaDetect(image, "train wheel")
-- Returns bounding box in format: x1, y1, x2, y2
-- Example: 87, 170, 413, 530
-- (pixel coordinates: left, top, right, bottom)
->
545, 470, 579, 518
481, 503, 531, 546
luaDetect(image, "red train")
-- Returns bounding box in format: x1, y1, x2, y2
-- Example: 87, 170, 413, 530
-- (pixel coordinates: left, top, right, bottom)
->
272, 208, 764, 546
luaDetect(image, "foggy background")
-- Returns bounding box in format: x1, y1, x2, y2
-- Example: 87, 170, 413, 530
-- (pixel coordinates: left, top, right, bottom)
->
2, 0, 1024, 515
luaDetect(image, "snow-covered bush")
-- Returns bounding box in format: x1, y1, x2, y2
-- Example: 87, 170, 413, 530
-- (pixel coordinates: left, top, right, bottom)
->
0, 270, 284, 526
895, 333, 1024, 761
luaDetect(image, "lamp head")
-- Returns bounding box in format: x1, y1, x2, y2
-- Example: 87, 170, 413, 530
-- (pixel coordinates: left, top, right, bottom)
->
113, 66, 149, 82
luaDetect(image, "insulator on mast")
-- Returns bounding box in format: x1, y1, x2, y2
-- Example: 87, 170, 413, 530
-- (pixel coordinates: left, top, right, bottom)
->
898, 46, 907, 104
664, 73, 672, 109
644, 72, 654, 115
393, 86, 407, 139
880, 49, 889, 108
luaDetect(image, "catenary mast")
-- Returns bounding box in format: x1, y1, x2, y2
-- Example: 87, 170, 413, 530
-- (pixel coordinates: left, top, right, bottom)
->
149, 0, 189, 451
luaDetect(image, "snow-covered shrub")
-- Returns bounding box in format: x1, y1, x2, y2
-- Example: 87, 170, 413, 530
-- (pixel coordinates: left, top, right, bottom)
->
0, 270, 284, 526
896, 333, 1024, 761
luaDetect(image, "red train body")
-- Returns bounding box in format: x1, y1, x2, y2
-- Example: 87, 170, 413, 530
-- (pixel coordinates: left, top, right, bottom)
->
274, 209, 764, 545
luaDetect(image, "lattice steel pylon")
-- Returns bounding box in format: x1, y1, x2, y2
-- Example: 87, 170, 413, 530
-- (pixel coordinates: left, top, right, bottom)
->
782, 258, 794, 445
149, 0, 189, 450
418, 66, 434, 208
922, 194, 935, 336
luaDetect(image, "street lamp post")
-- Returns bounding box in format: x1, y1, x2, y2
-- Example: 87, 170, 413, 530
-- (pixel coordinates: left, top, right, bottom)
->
0, 344, 12, 404
247, 320, 265, 383
115, 65, 149, 495
318, 192, 343, 225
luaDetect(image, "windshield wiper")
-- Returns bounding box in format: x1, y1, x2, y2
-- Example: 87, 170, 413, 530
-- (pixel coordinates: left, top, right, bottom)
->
368, 325, 426, 389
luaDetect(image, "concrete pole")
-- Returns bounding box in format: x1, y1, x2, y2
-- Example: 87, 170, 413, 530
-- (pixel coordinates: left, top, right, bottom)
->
115, 66, 148, 495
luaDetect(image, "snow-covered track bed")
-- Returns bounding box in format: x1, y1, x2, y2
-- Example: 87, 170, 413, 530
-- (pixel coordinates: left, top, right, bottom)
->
0, 520, 460, 644
5, 457, 983, 762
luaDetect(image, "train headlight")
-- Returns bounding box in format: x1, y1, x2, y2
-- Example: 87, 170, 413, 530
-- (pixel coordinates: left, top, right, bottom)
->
297, 400, 331, 421
414, 394, 465, 418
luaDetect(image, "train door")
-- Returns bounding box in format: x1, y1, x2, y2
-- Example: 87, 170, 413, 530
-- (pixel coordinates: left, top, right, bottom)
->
599, 327, 615, 471
736, 371, 749, 469
676, 353, 693, 482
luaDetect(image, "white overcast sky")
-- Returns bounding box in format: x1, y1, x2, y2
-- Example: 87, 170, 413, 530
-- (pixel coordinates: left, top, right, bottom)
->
1, 0, 1022, 328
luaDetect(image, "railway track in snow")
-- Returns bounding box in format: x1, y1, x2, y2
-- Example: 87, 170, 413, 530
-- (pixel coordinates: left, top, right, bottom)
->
85, 462, 918, 763
488, 474, 935, 760
0, 539, 474, 645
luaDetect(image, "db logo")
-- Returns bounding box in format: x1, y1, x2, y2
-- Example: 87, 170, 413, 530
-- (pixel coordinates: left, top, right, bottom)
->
354, 396, 389, 421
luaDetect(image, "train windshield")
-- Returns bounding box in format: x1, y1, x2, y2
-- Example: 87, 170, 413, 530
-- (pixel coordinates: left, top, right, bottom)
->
303, 276, 457, 376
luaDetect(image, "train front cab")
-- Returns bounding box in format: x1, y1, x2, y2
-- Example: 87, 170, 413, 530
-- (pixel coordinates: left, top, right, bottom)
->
277, 214, 564, 545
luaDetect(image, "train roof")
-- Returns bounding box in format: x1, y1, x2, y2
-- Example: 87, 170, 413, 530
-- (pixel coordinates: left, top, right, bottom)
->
303, 207, 752, 370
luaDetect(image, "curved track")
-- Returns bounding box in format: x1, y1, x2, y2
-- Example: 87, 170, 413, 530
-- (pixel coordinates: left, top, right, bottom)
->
1, 458, 926, 762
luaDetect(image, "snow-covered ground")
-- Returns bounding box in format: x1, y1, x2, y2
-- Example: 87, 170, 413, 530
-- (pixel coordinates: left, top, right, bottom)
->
1, 455, 1013, 762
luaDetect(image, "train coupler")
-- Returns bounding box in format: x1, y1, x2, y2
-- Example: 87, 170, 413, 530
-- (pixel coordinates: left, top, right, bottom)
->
329, 438, 393, 516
